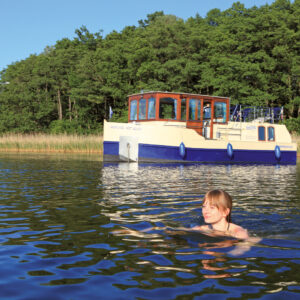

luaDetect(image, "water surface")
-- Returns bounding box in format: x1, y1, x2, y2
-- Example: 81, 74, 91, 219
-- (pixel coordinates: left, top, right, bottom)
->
0, 153, 299, 299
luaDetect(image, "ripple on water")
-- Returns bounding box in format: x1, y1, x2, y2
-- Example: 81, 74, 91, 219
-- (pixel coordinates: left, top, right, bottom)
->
0, 156, 299, 299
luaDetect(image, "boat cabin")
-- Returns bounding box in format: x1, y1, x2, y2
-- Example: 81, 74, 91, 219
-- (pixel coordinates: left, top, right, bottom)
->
128, 92, 230, 138
128, 91, 230, 139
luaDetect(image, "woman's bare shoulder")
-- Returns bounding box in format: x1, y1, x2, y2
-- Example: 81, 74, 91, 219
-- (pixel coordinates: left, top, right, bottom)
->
230, 223, 249, 239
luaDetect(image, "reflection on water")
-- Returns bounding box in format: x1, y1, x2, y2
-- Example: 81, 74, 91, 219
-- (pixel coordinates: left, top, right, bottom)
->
101, 163, 300, 238
0, 153, 299, 299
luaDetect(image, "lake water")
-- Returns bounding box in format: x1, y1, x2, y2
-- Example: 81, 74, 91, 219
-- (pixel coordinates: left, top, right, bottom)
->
0, 153, 299, 299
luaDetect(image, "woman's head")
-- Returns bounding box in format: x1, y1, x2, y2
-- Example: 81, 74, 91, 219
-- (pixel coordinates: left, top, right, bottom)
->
202, 189, 232, 222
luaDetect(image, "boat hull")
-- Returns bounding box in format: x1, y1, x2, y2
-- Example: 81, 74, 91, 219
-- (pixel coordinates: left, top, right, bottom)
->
103, 141, 297, 165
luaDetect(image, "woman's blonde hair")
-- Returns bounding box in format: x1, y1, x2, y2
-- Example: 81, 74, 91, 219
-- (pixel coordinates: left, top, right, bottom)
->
203, 189, 232, 222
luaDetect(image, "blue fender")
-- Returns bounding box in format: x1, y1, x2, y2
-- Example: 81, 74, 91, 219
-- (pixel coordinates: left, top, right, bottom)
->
227, 143, 233, 159
275, 145, 281, 161
179, 142, 186, 159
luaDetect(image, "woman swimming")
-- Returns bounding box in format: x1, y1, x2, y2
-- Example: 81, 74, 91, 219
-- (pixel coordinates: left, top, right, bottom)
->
114, 189, 258, 256
191, 189, 249, 239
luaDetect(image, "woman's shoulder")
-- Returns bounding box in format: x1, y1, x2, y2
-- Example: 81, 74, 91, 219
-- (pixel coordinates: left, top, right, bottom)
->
229, 223, 249, 239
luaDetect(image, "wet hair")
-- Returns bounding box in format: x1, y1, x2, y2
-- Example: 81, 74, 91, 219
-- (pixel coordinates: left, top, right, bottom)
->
203, 189, 232, 223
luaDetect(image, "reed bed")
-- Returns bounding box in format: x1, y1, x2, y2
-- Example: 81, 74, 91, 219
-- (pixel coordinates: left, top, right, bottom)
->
0, 134, 103, 153
292, 134, 300, 153
0, 133, 299, 155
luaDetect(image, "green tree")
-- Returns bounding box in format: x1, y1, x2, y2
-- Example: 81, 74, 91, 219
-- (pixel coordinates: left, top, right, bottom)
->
0, 1, 299, 133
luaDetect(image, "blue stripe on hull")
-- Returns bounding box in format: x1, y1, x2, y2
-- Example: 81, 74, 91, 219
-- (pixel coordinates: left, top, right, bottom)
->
103, 141, 119, 161
103, 141, 119, 155
139, 143, 296, 165
103, 141, 296, 164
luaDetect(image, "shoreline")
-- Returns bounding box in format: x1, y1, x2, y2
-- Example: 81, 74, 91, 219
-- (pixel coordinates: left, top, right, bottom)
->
0, 133, 298, 157
0, 148, 102, 154
0, 149, 299, 159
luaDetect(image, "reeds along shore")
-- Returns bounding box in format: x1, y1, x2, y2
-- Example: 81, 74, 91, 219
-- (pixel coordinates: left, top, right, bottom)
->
292, 135, 300, 154
0, 134, 103, 153
0, 133, 299, 155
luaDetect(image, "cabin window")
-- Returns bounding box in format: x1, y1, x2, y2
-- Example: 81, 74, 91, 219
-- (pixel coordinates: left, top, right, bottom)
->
159, 97, 177, 120
139, 98, 146, 120
197, 101, 201, 120
148, 97, 156, 119
189, 99, 201, 121
189, 99, 196, 120
258, 126, 265, 141
181, 99, 186, 121
268, 127, 275, 141
130, 100, 137, 121
203, 101, 211, 119
214, 102, 227, 123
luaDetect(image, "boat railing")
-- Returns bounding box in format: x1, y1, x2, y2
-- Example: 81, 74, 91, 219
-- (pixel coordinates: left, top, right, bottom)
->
230, 105, 284, 123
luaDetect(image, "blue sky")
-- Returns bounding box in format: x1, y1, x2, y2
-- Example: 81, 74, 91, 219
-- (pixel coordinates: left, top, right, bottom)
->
1, 0, 276, 72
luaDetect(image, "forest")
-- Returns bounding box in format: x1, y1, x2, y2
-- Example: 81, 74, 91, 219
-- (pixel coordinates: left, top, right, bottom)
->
0, 0, 299, 134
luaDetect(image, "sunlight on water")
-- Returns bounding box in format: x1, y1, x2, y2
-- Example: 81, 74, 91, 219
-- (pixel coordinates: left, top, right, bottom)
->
0, 154, 299, 299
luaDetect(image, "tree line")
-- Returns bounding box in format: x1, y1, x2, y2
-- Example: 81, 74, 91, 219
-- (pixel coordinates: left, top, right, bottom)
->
0, 0, 299, 134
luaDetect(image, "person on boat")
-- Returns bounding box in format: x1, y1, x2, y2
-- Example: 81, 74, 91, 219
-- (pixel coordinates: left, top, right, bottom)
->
191, 189, 249, 239
203, 103, 211, 119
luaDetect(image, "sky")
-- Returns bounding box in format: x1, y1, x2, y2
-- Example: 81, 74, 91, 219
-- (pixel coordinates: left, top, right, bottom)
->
0, 0, 276, 72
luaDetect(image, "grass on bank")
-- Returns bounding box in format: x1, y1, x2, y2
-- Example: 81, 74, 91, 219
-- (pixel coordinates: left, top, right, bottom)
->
292, 134, 300, 152
0, 134, 103, 153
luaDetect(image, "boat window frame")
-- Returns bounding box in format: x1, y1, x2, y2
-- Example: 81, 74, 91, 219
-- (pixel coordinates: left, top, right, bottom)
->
188, 98, 202, 121
138, 98, 147, 120
213, 101, 227, 123
147, 97, 156, 120
258, 126, 266, 141
180, 98, 187, 121
158, 97, 177, 120
268, 126, 275, 141
129, 99, 138, 121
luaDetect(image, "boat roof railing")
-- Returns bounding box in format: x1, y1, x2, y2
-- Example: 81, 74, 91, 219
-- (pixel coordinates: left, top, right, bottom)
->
128, 90, 230, 100
230, 105, 284, 123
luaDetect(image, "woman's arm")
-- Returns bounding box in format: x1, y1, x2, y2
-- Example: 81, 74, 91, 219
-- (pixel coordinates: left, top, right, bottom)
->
191, 225, 208, 231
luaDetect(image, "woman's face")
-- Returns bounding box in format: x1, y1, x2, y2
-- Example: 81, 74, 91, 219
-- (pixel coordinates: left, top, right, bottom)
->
202, 200, 228, 224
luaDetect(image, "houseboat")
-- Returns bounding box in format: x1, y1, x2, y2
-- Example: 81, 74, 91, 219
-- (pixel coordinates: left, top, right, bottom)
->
103, 91, 297, 164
